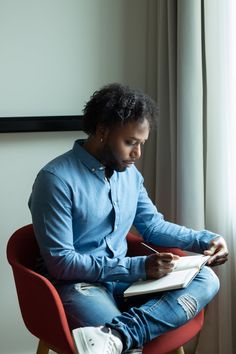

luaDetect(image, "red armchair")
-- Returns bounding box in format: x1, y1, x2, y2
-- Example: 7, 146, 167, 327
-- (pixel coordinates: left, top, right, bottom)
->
7, 224, 204, 354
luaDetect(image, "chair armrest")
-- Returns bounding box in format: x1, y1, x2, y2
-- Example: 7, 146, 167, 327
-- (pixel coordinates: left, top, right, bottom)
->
126, 231, 186, 257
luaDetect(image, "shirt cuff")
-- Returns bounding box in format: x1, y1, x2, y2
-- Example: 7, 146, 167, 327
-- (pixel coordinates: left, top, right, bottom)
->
130, 256, 147, 282
198, 230, 220, 251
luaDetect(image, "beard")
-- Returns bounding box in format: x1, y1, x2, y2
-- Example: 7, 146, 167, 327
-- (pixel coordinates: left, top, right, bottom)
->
100, 143, 126, 173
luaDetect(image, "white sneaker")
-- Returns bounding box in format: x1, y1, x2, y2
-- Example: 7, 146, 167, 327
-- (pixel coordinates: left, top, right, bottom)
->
72, 326, 123, 354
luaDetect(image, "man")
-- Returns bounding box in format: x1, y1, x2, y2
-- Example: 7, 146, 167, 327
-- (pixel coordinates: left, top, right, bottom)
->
29, 83, 228, 354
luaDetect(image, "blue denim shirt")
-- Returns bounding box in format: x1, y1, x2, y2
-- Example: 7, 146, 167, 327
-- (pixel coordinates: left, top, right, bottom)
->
29, 139, 217, 284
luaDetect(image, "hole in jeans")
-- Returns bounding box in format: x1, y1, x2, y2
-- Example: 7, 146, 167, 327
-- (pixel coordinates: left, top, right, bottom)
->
177, 294, 198, 320
74, 282, 106, 296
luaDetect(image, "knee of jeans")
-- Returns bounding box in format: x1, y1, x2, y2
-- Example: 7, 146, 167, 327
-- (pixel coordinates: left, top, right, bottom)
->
201, 266, 220, 299
177, 268, 220, 321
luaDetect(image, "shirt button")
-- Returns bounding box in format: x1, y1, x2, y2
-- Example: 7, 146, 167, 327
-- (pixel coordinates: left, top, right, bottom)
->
91, 168, 96, 172
114, 225, 118, 230
113, 201, 116, 206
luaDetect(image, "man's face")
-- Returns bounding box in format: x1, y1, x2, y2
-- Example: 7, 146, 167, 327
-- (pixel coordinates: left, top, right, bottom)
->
100, 119, 150, 172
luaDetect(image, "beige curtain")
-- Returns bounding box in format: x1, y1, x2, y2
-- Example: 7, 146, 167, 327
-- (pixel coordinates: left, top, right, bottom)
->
198, 2, 235, 353
141, 0, 236, 353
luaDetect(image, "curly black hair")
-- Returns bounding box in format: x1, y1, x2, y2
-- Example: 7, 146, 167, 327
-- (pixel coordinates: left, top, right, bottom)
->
82, 83, 158, 135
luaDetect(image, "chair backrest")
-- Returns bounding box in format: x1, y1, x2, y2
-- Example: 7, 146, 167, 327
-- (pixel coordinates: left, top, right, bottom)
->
7, 224, 76, 354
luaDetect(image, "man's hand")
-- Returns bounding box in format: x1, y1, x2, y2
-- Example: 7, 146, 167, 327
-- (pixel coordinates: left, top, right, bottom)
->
204, 236, 229, 266
145, 253, 179, 280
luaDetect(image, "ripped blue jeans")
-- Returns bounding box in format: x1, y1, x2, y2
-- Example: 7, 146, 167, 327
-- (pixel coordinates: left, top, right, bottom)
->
56, 266, 219, 351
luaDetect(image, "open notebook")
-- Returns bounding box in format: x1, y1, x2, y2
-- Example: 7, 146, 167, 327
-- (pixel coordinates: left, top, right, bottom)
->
124, 254, 210, 297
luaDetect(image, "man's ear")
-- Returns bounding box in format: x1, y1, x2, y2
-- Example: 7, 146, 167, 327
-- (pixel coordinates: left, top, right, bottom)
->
96, 124, 110, 142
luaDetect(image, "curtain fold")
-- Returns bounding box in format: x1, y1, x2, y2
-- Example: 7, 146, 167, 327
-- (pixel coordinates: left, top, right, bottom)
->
143, 0, 178, 222
141, 0, 236, 353
176, 1, 205, 229
198, 2, 235, 353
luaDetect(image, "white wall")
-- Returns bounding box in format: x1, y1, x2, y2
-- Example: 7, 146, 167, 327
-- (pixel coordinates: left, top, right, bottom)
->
0, 131, 85, 354
0, 0, 147, 116
0, 1, 148, 353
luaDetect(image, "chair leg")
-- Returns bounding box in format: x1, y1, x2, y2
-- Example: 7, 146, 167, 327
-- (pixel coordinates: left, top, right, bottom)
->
36, 339, 49, 354
168, 346, 185, 354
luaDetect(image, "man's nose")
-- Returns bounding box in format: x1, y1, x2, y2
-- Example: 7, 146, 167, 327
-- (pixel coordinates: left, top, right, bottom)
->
131, 145, 141, 159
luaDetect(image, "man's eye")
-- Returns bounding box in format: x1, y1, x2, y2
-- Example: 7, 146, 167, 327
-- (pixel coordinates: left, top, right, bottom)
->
125, 141, 136, 146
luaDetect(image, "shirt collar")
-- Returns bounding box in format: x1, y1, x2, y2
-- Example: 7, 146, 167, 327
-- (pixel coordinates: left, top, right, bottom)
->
73, 139, 106, 175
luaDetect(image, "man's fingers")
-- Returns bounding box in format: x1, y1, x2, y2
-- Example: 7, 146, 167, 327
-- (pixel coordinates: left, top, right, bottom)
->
207, 247, 229, 265
158, 253, 180, 261
145, 253, 181, 279
204, 236, 229, 266
207, 253, 228, 266
205, 240, 220, 255
161, 261, 175, 269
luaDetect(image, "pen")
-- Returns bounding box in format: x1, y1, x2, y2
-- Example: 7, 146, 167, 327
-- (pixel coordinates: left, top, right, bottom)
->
141, 242, 160, 254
